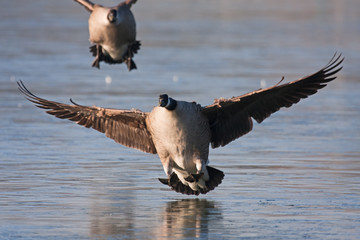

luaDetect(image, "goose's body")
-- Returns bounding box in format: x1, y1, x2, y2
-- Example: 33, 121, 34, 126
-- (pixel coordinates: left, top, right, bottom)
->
18, 54, 343, 195
148, 101, 219, 194
74, 0, 140, 70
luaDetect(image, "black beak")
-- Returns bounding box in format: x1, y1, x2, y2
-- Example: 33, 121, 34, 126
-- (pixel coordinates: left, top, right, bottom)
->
159, 94, 168, 107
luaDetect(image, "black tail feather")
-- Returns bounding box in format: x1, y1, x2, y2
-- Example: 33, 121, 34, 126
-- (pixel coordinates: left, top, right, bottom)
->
158, 166, 224, 195
88, 41, 140, 71
158, 178, 168, 185
125, 58, 137, 71
205, 166, 224, 191
89, 45, 97, 57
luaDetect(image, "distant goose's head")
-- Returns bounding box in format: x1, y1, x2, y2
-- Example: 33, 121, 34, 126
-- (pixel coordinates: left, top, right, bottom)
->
107, 9, 118, 23
159, 94, 177, 111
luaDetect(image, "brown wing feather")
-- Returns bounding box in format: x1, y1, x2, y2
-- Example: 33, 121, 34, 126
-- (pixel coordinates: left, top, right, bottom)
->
203, 53, 344, 148
74, 0, 95, 12
18, 81, 157, 154
122, 0, 137, 8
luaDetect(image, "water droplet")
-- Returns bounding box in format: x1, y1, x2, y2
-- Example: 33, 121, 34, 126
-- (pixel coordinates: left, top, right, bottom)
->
260, 79, 266, 88
105, 75, 112, 85
172, 75, 179, 82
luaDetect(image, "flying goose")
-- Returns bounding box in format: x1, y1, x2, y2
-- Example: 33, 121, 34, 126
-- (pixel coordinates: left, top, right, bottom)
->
18, 54, 343, 195
74, 0, 140, 71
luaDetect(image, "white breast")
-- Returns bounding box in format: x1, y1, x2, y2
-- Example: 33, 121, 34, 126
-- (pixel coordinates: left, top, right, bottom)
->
88, 7, 131, 60
147, 102, 210, 172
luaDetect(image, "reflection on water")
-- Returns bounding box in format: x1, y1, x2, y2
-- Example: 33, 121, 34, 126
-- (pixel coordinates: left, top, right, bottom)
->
89, 189, 137, 239
88, 197, 222, 239
1, 0, 360, 239
154, 199, 222, 239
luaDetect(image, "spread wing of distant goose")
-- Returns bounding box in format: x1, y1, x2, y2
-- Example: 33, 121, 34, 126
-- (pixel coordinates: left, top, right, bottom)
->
18, 53, 343, 195
74, 0, 140, 71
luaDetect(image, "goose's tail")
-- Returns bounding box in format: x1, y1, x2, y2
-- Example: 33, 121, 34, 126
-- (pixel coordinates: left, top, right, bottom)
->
159, 166, 224, 195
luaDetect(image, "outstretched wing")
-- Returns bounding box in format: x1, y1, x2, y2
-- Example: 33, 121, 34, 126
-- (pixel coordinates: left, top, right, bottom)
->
18, 81, 157, 154
202, 53, 344, 148
123, 0, 137, 8
117, 0, 137, 9
74, 0, 95, 12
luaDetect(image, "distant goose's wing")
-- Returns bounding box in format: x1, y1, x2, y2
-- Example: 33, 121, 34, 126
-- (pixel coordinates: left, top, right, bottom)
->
122, 0, 137, 8
18, 81, 157, 154
202, 53, 344, 148
74, 0, 95, 12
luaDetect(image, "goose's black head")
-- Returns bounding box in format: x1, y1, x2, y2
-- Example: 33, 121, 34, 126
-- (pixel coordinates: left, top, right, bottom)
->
159, 94, 177, 111
107, 9, 117, 23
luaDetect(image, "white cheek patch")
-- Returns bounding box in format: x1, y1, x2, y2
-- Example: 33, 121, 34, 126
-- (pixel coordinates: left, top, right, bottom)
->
165, 98, 172, 108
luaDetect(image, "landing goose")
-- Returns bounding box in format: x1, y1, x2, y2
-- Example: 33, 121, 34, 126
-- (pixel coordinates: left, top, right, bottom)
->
18, 54, 343, 195
74, 0, 140, 71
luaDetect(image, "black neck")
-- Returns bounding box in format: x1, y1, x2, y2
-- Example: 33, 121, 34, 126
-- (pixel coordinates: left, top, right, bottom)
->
166, 98, 177, 110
